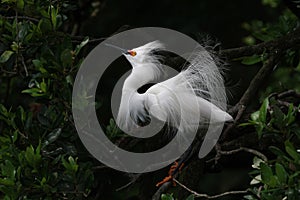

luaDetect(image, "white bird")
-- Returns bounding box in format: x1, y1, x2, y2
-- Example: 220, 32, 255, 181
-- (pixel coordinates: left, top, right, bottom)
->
107, 41, 233, 136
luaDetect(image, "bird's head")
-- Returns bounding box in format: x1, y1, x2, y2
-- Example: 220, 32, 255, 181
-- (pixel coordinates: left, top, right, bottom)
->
106, 41, 164, 67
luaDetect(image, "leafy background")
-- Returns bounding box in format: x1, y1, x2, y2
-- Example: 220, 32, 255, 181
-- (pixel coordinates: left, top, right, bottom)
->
0, 0, 299, 199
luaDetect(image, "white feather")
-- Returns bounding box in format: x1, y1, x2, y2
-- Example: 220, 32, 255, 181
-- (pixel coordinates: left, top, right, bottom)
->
116, 41, 232, 134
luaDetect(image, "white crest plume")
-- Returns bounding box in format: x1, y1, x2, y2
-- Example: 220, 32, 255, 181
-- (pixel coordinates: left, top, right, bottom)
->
116, 40, 232, 135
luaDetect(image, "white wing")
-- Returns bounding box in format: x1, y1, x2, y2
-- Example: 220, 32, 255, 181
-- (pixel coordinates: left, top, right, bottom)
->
145, 72, 232, 133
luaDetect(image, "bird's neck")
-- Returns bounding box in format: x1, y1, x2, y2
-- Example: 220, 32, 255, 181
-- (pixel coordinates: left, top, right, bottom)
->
123, 67, 158, 92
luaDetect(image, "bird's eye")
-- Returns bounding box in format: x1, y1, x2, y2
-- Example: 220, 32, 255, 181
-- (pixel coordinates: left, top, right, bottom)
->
127, 50, 137, 57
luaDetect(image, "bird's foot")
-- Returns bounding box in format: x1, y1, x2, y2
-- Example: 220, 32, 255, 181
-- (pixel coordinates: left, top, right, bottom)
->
155, 175, 174, 187
156, 161, 184, 187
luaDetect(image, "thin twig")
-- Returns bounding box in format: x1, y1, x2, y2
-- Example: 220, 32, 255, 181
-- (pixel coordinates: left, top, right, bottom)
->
115, 174, 141, 191
2, 16, 39, 22
49, 0, 54, 30
15, 8, 19, 73
71, 36, 107, 44
173, 178, 249, 199
0, 68, 17, 75
206, 146, 268, 163
276, 90, 300, 99
20, 54, 28, 76
92, 165, 109, 170
277, 100, 292, 108
220, 147, 267, 162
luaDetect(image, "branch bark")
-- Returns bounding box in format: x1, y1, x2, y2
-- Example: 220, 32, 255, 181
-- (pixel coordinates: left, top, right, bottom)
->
206, 146, 268, 164
221, 52, 282, 141
173, 178, 249, 199
221, 28, 300, 59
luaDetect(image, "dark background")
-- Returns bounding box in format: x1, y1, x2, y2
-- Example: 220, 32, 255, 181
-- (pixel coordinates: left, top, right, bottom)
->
81, 0, 280, 48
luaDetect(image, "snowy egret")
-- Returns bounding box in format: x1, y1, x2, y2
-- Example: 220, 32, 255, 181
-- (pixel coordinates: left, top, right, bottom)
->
106, 41, 233, 133
107, 40, 233, 186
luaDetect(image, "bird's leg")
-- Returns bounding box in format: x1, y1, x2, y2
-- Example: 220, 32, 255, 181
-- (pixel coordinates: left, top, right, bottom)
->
156, 144, 194, 187
156, 161, 181, 187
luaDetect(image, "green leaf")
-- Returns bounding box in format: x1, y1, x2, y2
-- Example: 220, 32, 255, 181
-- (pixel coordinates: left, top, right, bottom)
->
11, 41, 19, 51
244, 195, 257, 200
250, 174, 262, 185
40, 177, 47, 186
257, 123, 264, 139
12, 130, 18, 143
259, 98, 269, 123
22, 88, 44, 97
275, 163, 287, 184
37, 112, 51, 127
268, 175, 279, 187
292, 125, 300, 139
18, 23, 29, 42
0, 178, 14, 186
0, 50, 14, 63
25, 145, 41, 169
44, 128, 62, 147
32, 59, 48, 73
185, 194, 194, 200
1, 160, 15, 180
249, 98, 269, 139
252, 156, 264, 169
38, 18, 52, 32
260, 162, 273, 183
253, 31, 275, 42
66, 75, 73, 86
61, 49, 73, 67
74, 37, 89, 55
0, 104, 8, 116
62, 156, 78, 173
1, 0, 15, 3
40, 80, 47, 93
242, 54, 262, 65
285, 141, 300, 161
25, 146, 35, 167
238, 122, 256, 127
284, 104, 295, 126
16, 0, 24, 10
161, 193, 174, 200
250, 111, 260, 121
48, 5, 58, 29
262, 0, 279, 7
32, 59, 42, 68
269, 146, 285, 157
271, 105, 285, 128
288, 171, 300, 185
17, 106, 25, 123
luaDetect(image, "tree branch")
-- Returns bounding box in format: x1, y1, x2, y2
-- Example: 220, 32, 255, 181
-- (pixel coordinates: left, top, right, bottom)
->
221, 52, 282, 141
206, 146, 268, 164
221, 28, 300, 59
173, 178, 249, 199
230, 53, 282, 114
2, 16, 39, 22
270, 89, 300, 99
